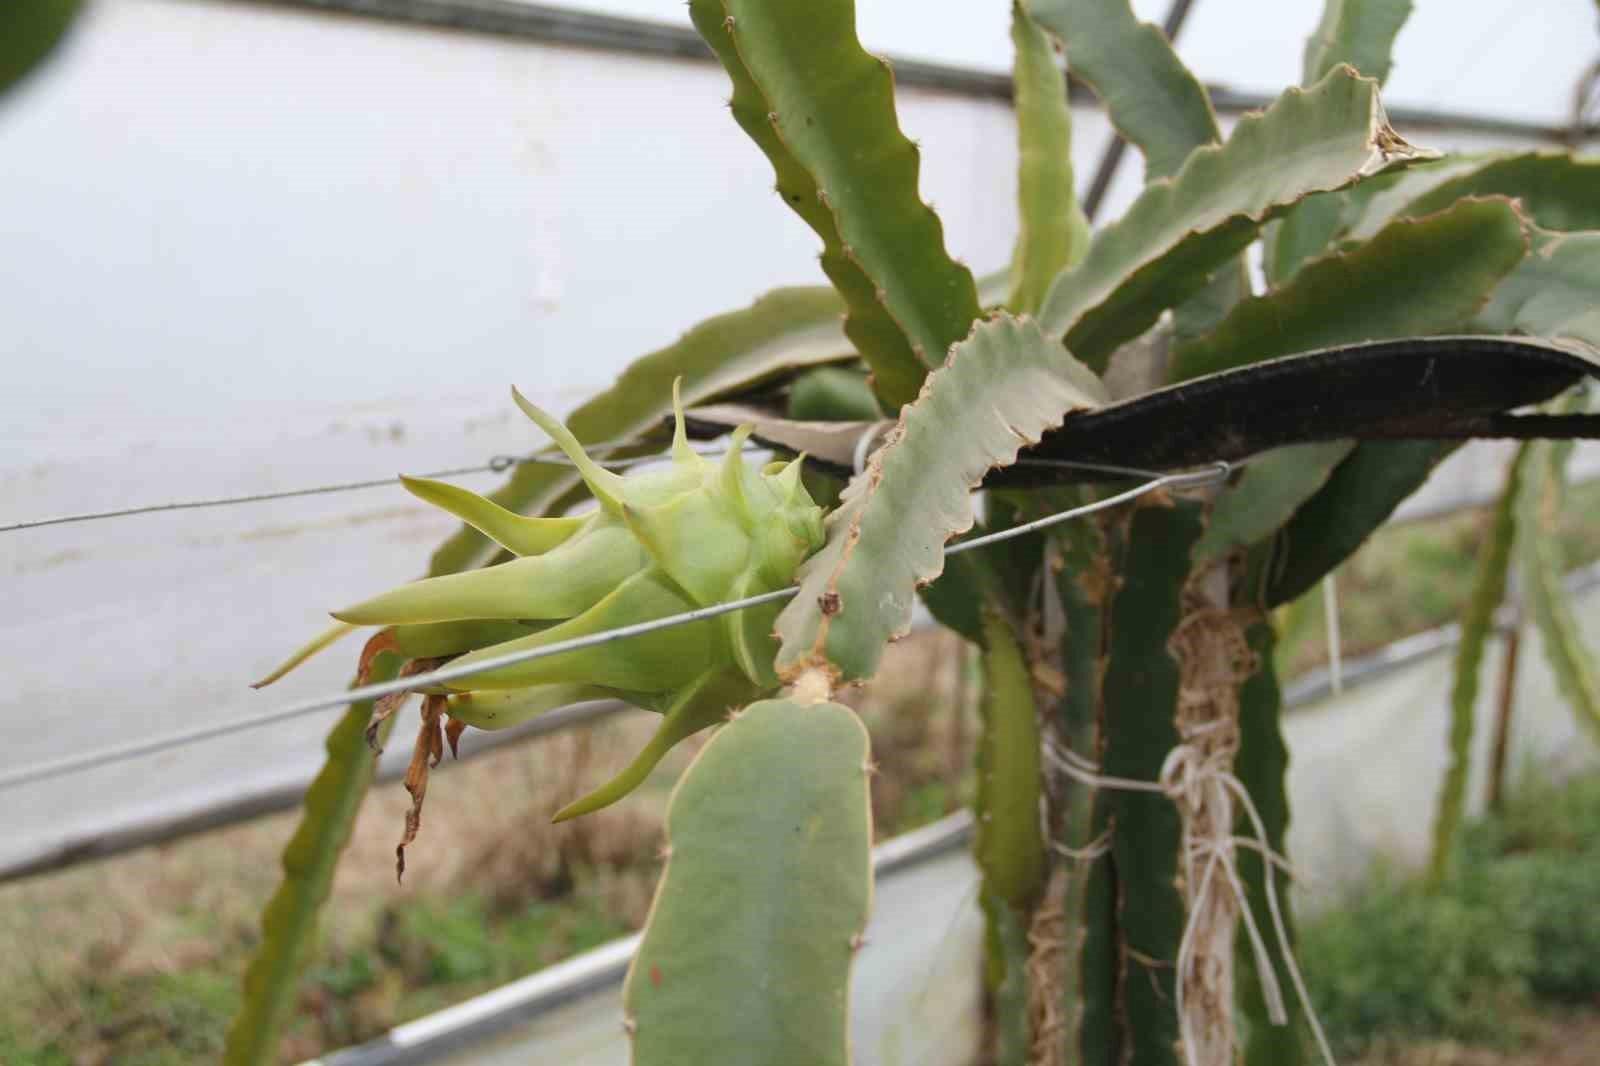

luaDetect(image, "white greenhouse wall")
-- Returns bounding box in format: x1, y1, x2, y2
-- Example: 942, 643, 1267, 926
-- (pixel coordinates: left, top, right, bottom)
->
1286, 579, 1600, 905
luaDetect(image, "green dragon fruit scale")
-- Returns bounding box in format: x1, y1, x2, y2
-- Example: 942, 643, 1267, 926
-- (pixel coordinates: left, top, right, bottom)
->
270, 381, 825, 829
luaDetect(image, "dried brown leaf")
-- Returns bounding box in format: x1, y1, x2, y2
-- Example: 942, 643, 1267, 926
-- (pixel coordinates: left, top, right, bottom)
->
396, 693, 448, 883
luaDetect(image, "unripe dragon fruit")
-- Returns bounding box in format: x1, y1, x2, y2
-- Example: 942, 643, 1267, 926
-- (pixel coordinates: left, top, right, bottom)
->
265, 383, 825, 872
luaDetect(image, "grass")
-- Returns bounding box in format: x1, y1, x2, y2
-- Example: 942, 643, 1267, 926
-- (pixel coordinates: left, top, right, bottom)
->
0, 629, 977, 1064
1301, 772, 1600, 1061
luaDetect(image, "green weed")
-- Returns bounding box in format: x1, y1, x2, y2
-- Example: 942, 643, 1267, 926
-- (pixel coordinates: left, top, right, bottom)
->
1303, 772, 1600, 1056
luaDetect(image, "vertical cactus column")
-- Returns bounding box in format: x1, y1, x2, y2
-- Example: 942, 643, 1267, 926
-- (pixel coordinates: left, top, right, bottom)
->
975, 608, 1047, 1064
1083, 499, 1205, 1066
225, 651, 405, 1065
1231, 607, 1302, 1066
1050, 512, 1120, 1064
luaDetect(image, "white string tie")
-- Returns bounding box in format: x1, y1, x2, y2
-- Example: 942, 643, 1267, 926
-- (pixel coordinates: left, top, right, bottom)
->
1045, 740, 1338, 1066
852, 421, 892, 475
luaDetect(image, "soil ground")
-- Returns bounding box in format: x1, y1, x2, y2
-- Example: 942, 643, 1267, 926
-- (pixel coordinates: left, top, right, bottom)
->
1355, 1012, 1600, 1066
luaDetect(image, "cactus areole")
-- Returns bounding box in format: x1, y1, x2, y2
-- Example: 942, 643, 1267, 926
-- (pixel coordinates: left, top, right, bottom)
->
264, 381, 826, 867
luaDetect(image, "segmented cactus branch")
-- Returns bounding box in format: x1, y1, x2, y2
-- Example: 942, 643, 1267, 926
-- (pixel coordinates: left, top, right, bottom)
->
975, 607, 1048, 1063
689, 0, 980, 407
1038, 67, 1430, 369
1048, 511, 1118, 1064
777, 314, 1108, 682
1089, 499, 1202, 1066
624, 698, 872, 1066
225, 649, 405, 1066
1231, 607, 1303, 1066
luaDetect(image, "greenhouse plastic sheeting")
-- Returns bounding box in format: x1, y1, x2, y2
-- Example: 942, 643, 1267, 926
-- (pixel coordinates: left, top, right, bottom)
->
1285, 579, 1600, 906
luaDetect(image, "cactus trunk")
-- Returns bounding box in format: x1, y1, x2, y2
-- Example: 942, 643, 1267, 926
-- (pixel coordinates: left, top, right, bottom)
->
1083, 500, 1205, 1066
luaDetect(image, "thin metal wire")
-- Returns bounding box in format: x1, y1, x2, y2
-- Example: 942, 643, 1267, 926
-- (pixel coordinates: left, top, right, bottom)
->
949, 463, 1227, 555
0, 438, 728, 534
0, 464, 502, 533
1011, 455, 1226, 480
0, 425, 1228, 535
0, 461, 1229, 793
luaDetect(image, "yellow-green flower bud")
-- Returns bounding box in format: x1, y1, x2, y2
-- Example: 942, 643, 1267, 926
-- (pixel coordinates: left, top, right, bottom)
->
313, 381, 825, 831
